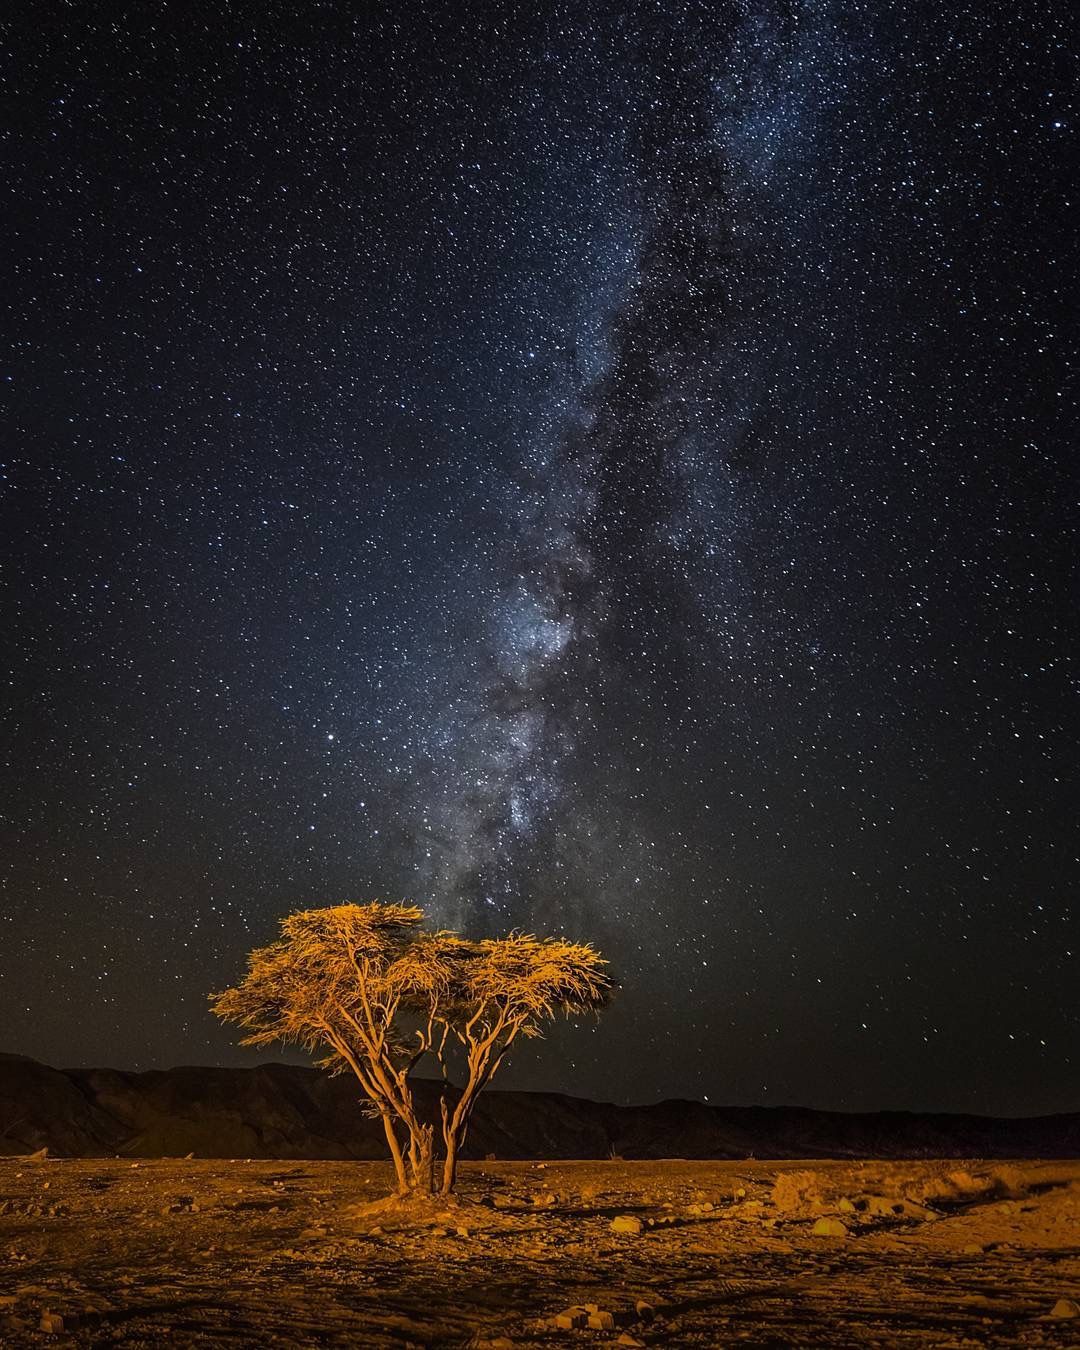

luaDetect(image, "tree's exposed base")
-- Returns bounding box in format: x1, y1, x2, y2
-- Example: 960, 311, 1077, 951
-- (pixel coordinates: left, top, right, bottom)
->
344, 1188, 525, 1236
347, 1190, 466, 1221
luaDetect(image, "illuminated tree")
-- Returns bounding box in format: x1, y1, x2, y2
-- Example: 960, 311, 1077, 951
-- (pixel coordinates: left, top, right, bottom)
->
210, 902, 611, 1196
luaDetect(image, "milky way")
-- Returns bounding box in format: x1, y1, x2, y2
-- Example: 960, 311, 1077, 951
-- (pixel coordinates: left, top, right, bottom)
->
2, 0, 1076, 1114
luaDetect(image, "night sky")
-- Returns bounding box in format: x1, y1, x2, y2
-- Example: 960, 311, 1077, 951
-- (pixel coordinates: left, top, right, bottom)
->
3, 1, 1077, 1117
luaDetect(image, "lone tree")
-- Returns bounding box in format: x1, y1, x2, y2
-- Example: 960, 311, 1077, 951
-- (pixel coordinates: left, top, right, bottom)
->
210, 902, 611, 1196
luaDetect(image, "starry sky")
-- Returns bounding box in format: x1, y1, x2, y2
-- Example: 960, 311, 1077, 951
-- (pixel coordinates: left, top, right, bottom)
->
2, 0, 1077, 1116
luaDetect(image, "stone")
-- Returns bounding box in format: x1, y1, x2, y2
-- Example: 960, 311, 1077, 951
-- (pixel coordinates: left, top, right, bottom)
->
864, 1195, 938, 1221
611, 1215, 643, 1235
39, 1311, 64, 1333
587, 1310, 616, 1331
838, 1197, 857, 1213
811, 1217, 848, 1238
1050, 1298, 1079, 1319
552, 1308, 588, 1330
634, 1299, 656, 1321
617, 1337, 645, 1348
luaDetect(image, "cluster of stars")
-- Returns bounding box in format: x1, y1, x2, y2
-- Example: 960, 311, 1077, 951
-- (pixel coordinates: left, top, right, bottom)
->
1, 0, 1075, 1115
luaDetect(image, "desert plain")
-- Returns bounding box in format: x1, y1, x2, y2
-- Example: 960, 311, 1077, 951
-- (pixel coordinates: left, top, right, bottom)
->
1, 1155, 1078, 1346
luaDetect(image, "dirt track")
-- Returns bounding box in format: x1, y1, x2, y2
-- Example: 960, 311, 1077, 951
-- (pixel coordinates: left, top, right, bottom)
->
1, 1156, 1078, 1345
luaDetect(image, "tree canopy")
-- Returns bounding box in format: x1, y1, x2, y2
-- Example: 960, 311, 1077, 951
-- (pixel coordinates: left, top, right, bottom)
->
211, 902, 612, 1194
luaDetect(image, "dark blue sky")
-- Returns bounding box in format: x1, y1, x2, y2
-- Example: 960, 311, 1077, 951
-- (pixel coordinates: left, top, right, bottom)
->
2, 0, 1076, 1115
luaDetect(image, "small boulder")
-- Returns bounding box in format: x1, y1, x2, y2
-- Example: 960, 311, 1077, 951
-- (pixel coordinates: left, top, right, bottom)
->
39, 1311, 64, 1334
552, 1308, 588, 1330
811, 1217, 848, 1238
610, 1215, 643, 1235
587, 1311, 616, 1331
1050, 1298, 1079, 1319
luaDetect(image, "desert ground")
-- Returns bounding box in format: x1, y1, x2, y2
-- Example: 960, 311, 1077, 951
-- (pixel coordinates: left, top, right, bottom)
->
0, 1155, 1077, 1346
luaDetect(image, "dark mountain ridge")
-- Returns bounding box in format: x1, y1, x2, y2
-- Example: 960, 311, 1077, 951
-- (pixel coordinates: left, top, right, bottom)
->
1, 1054, 1077, 1160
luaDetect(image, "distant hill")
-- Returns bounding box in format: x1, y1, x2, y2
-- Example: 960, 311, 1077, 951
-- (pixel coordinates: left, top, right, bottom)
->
1, 1053, 1077, 1160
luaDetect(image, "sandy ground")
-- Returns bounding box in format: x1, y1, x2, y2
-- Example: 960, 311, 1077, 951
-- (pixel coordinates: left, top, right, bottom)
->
1, 1156, 1078, 1346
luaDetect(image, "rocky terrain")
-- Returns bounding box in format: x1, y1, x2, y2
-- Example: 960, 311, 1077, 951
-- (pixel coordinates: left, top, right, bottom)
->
0, 1155, 1078, 1345
2, 1054, 1078, 1162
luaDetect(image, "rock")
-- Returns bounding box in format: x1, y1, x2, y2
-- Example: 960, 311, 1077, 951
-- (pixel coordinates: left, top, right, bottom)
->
863, 1195, 938, 1221
39, 1311, 64, 1333
552, 1308, 588, 1330
587, 1310, 616, 1331
962, 1243, 986, 1255
617, 1337, 645, 1348
532, 1192, 557, 1208
1050, 1298, 1079, 1319
635, 1299, 656, 1321
838, 1197, 857, 1213
26, 1148, 49, 1162
611, 1215, 643, 1235
811, 1217, 848, 1238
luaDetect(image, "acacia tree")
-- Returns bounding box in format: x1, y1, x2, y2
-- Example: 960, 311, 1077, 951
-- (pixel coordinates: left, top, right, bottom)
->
210, 902, 611, 1197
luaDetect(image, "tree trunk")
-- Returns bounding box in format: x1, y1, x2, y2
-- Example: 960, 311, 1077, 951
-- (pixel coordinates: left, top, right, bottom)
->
408, 1123, 436, 1195
439, 1096, 477, 1193
440, 1133, 459, 1194
380, 1111, 409, 1195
